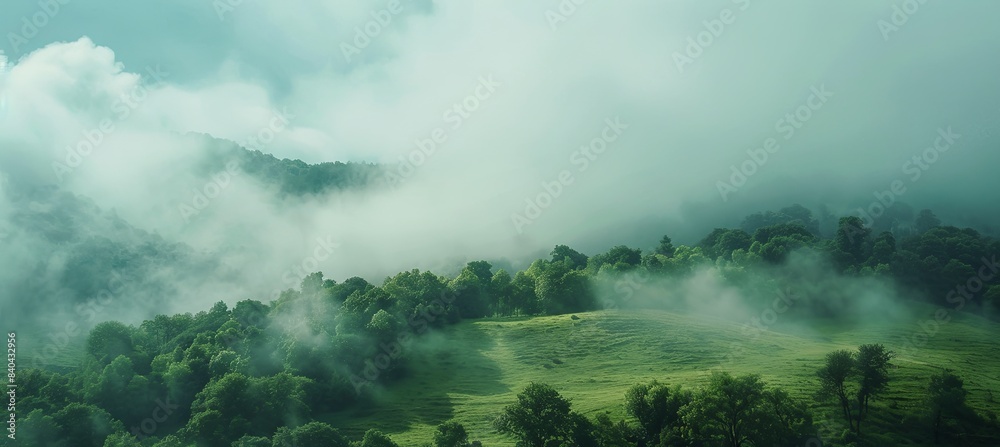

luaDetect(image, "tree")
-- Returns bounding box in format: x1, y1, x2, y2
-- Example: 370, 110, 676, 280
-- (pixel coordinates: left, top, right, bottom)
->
868, 231, 896, 266
271, 422, 349, 447
926, 370, 970, 443
535, 262, 595, 315
817, 344, 894, 438
589, 245, 642, 272
366, 309, 401, 342
592, 412, 634, 447
494, 382, 575, 446
915, 209, 941, 233
86, 321, 136, 367
835, 216, 871, 267
450, 265, 491, 319
359, 429, 399, 447
624, 381, 690, 445
654, 236, 676, 258
759, 388, 813, 447
854, 343, 894, 436
551, 245, 589, 269
232, 435, 271, 447
490, 269, 514, 316
16, 409, 67, 447
680, 372, 769, 447
434, 421, 469, 447
510, 271, 540, 315
52, 403, 124, 447
817, 349, 856, 431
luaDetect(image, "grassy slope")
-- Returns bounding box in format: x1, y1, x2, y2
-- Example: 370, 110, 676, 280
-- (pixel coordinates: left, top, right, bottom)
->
327, 308, 1000, 446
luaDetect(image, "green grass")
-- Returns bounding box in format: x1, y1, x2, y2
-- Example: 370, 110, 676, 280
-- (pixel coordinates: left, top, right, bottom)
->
326, 307, 1000, 446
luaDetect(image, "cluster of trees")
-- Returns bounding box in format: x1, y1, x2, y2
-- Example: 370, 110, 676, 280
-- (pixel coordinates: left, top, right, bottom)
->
688, 206, 1000, 312
196, 133, 384, 196
233, 148, 383, 196
487, 344, 995, 446
492, 373, 813, 447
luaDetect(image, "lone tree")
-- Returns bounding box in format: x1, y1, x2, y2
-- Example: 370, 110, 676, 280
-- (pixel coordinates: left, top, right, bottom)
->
434, 421, 469, 447
926, 370, 971, 443
817, 350, 856, 431
494, 382, 574, 446
817, 344, 894, 438
494, 383, 598, 447
655, 235, 676, 258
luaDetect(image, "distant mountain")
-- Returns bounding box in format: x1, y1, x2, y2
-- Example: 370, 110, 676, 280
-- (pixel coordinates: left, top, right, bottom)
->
194, 133, 386, 196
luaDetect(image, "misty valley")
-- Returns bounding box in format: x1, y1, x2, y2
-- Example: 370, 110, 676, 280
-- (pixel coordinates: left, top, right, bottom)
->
2, 2, 1000, 447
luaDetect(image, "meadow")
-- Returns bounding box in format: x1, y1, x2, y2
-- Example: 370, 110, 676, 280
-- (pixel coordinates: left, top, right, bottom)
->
327, 307, 1000, 446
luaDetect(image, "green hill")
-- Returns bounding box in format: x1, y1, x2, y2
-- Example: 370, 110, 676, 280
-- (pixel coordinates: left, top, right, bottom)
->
327, 308, 1000, 446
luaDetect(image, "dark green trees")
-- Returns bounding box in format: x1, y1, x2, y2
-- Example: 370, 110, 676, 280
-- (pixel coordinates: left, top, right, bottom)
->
680, 372, 812, 447
926, 370, 972, 443
816, 344, 894, 438
494, 382, 589, 447
434, 421, 470, 447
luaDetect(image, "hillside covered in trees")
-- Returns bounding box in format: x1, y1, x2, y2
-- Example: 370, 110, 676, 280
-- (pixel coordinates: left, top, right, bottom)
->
10, 205, 1000, 446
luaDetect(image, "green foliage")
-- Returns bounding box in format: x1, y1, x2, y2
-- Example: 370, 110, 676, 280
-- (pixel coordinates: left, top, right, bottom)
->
589, 245, 642, 273
359, 429, 400, 447
551, 244, 589, 269
679, 372, 769, 446
624, 381, 690, 445
494, 382, 578, 447
86, 321, 138, 368
271, 422, 349, 447
654, 235, 676, 258
51, 403, 124, 447
14, 204, 1000, 446
817, 344, 895, 438
230, 146, 383, 196
433, 421, 469, 447
926, 370, 972, 442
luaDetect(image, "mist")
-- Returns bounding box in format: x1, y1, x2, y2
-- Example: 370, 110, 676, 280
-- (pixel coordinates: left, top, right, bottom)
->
3, 1, 1000, 329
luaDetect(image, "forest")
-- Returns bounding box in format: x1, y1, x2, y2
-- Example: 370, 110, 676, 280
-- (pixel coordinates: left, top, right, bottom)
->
8, 205, 1000, 447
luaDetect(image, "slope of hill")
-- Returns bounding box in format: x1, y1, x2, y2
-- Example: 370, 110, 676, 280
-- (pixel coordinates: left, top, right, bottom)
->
326, 308, 1000, 446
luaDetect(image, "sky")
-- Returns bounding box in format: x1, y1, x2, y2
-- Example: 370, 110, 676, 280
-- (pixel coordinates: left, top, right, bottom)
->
1, 0, 1000, 312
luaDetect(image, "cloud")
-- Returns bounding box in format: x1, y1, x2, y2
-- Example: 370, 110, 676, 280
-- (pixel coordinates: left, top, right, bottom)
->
1, 1, 1000, 325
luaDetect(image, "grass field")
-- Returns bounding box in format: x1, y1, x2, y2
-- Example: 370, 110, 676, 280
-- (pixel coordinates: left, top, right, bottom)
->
326, 307, 1000, 446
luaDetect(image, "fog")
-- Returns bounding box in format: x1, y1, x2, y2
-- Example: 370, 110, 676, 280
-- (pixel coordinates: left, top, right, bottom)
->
2, 1, 1000, 330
